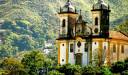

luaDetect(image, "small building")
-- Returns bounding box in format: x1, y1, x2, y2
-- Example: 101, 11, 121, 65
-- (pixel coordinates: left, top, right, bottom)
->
43, 40, 54, 54
0, 20, 5, 44
56, 0, 128, 66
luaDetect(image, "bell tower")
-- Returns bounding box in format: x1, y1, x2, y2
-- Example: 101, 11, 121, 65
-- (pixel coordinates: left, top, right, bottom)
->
58, 0, 78, 38
91, 0, 110, 37
57, 0, 78, 65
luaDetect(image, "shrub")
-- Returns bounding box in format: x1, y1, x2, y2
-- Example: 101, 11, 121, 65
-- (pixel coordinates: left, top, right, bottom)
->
121, 70, 128, 75
124, 62, 128, 70
7, 69, 29, 75
124, 58, 128, 70
82, 65, 112, 75
82, 65, 98, 75
111, 61, 125, 73
100, 67, 112, 75
125, 58, 128, 63
48, 70, 64, 75
56, 64, 81, 75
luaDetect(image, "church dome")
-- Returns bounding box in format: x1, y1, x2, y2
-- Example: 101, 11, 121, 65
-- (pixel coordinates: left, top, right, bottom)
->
93, 0, 108, 10
61, 0, 75, 13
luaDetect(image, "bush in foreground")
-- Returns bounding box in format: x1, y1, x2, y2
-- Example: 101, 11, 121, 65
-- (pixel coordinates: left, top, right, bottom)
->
111, 61, 125, 73
121, 70, 128, 75
48, 70, 64, 75
56, 64, 81, 75
82, 65, 112, 75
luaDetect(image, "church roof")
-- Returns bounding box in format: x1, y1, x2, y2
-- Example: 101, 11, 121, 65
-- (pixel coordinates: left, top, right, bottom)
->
93, 0, 108, 10
109, 31, 128, 41
61, 0, 75, 13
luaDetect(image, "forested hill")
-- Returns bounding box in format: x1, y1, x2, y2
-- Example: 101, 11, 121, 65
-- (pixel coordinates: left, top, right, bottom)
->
0, 0, 128, 57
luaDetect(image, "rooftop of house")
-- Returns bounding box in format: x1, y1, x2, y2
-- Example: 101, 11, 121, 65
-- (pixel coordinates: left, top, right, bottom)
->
109, 31, 128, 41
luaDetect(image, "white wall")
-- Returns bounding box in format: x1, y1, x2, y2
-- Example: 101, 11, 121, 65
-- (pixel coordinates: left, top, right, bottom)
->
82, 52, 88, 66
112, 44, 117, 63
75, 41, 84, 54
124, 45, 128, 59
82, 42, 88, 66
68, 42, 75, 64
119, 45, 124, 61
60, 43, 66, 65
102, 42, 108, 64
92, 42, 99, 65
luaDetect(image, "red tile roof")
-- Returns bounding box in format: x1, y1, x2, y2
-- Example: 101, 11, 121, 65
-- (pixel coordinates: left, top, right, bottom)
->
109, 31, 128, 41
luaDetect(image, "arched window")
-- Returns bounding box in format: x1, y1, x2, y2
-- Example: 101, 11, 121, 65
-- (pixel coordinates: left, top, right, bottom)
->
85, 43, 88, 52
95, 17, 98, 25
70, 44, 74, 52
113, 44, 116, 53
62, 19, 66, 27
121, 45, 124, 53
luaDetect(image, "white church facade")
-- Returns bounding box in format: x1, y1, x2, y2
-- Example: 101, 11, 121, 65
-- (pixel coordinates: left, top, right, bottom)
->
56, 0, 128, 66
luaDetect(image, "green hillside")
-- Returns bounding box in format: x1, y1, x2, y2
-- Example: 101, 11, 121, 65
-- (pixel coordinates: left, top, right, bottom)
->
0, 0, 128, 57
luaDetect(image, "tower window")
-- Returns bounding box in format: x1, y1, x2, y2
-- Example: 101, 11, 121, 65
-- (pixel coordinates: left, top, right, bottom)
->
121, 45, 124, 53
70, 44, 74, 52
62, 19, 66, 27
113, 44, 116, 53
95, 17, 98, 25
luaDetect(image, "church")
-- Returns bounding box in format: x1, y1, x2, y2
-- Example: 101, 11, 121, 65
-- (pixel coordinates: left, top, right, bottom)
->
56, 0, 128, 66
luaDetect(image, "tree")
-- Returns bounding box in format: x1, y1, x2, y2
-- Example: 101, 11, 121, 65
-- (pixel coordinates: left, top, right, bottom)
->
7, 69, 29, 75
1, 57, 25, 75
1, 57, 23, 71
115, 20, 128, 35
47, 47, 58, 65
21, 50, 52, 75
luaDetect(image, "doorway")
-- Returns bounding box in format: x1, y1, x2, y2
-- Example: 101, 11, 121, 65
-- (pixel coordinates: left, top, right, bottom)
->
75, 53, 82, 66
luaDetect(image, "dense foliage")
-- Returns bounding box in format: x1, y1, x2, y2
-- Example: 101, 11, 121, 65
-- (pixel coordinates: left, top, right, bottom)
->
0, 57, 25, 75
115, 20, 128, 35
0, 50, 53, 75
0, 53, 128, 75
21, 50, 53, 75
111, 58, 128, 75
55, 64, 81, 75
48, 70, 64, 75
47, 64, 112, 75
111, 61, 125, 73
